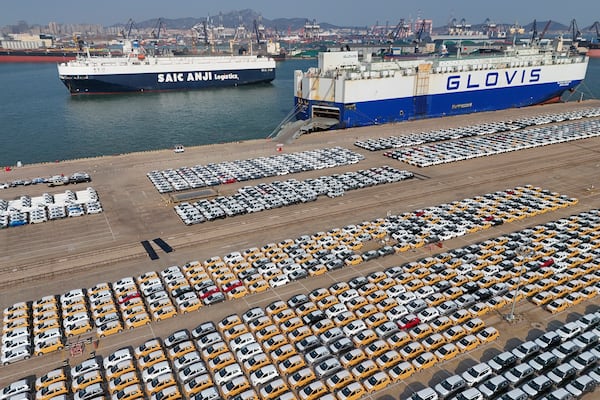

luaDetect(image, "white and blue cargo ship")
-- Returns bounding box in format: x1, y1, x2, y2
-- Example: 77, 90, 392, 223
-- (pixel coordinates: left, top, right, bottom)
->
292, 37, 589, 129
57, 40, 276, 95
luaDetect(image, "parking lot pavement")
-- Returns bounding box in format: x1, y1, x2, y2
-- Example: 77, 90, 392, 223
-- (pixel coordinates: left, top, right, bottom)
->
1, 101, 600, 395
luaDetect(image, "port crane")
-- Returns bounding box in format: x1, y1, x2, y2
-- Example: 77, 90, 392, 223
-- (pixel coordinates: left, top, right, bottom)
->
253, 16, 267, 45
412, 20, 427, 53
120, 18, 138, 39
530, 19, 551, 45
150, 18, 167, 41
593, 21, 600, 41
388, 18, 410, 42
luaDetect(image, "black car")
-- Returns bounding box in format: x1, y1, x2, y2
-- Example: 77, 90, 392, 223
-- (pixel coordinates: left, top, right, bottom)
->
348, 276, 368, 290
361, 250, 380, 261
302, 310, 325, 325
69, 172, 92, 184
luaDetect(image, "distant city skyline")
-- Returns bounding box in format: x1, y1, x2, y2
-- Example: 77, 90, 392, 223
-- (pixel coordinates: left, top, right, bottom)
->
2, 0, 598, 28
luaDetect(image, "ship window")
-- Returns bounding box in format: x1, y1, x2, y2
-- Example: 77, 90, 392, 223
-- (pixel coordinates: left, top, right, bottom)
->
399, 110, 404, 116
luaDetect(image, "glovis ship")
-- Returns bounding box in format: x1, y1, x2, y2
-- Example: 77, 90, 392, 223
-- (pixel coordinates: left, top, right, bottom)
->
57, 40, 276, 95
293, 37, 588, 129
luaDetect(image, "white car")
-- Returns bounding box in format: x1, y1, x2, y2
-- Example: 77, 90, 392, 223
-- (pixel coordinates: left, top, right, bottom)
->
142, 361, 172, 383
250, 364, 280, 386
269, 274, 290, 288
103, 347, 132, 370
1, 345, 31, 366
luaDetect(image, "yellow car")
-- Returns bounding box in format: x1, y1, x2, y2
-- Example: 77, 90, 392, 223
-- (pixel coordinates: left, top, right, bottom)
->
96, 320, 123, 338
336, 382, 366, 400
375, 349, 401, 370
364, 339, 390, 359
351, 359, 379, 381
388, 361, 415, 382
362, 371, 391, 393
226, 286, 249, 300
325, 369, 354, 391
411, 352, 438, 372
288, 367, 317, 389
249, 280, 269, 293
308, 264, 327, 276
409, 323, 434, 342
125, 313, 151, 329
352, 329, 378, 348
208, 351, 236, 370
259, 378, 289, 400
153, 305, 177, 322
243, 353, 270, 374
277, 354, 306, 375
421, 333, 446, 352
456, 334, 481, 352
476, 326, 500, 344
442, 325, 467, 342
434, 343, 459, 362
35, 381, 68, 400
35, 337, 64, 356
345, 255, 363, 266
546, 298, 569, 314
178, 298, 203, 313
340, 348, 367, 369
71, 369, 102, 392
65, 320, 93, 337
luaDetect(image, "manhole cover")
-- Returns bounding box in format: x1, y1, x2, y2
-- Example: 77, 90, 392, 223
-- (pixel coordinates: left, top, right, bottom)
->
532, 322, 543, 329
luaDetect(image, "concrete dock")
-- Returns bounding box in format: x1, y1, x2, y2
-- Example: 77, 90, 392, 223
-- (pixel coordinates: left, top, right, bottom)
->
1, 100, 600, 395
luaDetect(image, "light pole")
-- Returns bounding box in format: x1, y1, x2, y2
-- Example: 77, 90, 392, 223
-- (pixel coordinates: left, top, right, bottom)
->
506, 246, 533, 322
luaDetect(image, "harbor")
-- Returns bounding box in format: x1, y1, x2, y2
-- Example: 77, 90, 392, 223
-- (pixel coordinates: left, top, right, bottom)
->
1, 99, 600, 399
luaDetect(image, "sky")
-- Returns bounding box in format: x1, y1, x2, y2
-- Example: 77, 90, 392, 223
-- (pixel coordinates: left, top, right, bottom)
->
1, 0, 598, 28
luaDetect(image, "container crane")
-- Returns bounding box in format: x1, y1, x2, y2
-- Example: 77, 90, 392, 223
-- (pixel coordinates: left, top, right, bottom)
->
593, 21, 600, 41
151, 18, 166, 41
413, 20, 427, 53
120, 18, 137, 39
388, 18, 410, 42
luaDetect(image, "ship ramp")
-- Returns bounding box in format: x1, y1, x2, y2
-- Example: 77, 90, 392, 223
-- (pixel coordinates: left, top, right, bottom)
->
270, 117, 338, 144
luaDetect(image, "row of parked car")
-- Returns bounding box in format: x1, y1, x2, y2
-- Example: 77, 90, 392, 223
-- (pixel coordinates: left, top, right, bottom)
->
383, 118, 600, 167
0, 172, 91, 191
410, 312, 600, 400
174, 166, 414, 225
2, 248, 598, 400
147, 147, 364, 193
354, 107, 600, 152
0, 185, 581, 365
0, 188, 102, 228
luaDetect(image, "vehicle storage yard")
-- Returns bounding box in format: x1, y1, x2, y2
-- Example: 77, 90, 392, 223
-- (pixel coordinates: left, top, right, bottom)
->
1, 100, 600, 399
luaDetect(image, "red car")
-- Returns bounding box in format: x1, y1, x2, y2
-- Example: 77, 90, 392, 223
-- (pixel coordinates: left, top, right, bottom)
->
397, 316, 421, 330
540, 258, 555, 267
222, 280, 243, 293
200, 286, 221, 299
118, 292, 140, 304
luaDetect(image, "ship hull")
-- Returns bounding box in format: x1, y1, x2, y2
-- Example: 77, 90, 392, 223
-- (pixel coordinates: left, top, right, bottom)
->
58, 54, 276, 95
0, 54, 76, 63
293, 50, 588, 129
294, 80, 582, 128
587, 47, 600, 58
60, 68, 275, 94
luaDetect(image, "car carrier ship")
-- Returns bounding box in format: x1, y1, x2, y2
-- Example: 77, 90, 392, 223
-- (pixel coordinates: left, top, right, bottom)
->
291, 36, 589, 130
57, 40, 276, 95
